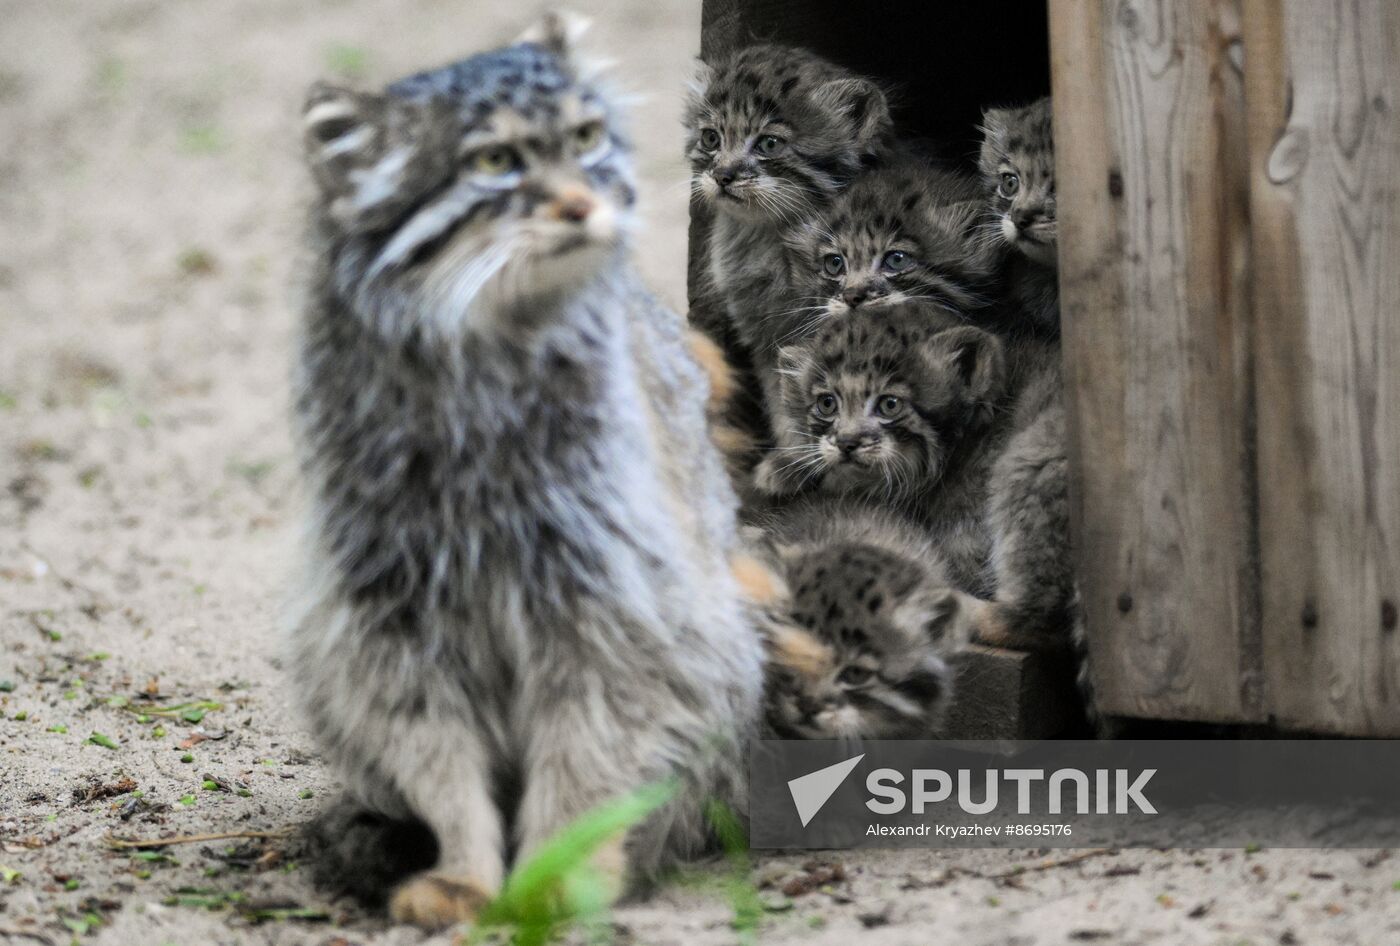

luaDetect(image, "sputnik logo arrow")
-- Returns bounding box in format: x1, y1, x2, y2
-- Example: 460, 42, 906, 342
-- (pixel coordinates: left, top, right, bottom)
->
787, 754, 864, 827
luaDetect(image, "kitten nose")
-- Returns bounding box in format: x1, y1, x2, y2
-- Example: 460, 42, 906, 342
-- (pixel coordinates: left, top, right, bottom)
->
836, 434, 864, 455
1012, 208, 1036, 230
842, 284, 885, 308
714, 165, 741, 188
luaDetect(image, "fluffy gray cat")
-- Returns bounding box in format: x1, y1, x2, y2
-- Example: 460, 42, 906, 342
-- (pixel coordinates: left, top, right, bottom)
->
782, 155, 995, 327
752, 498, 975, 739
979, 96, 1059, 333
288, 16, 764, 929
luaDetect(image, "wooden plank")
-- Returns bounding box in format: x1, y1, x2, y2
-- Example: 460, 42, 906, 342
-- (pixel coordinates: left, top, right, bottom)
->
945, 645, 1080, 740
1243, 0, 1400, 735
1049, 0, 1263, 722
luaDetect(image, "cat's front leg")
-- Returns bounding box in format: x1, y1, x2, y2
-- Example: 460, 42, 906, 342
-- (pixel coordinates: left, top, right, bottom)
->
512, 664, 672, 905
381, 716, 506, 929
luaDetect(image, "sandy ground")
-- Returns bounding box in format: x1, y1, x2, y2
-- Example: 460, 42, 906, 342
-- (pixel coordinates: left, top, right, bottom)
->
1, 1, 1397, 944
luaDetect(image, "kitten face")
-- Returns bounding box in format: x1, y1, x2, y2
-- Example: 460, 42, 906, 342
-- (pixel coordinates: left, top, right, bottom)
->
980, 97, 1056, 265
767, 542, 963, 739
685, 45, 890, 226
302, 31, 636, 328
759, 310, 1003, 497
784, 162, 996, 326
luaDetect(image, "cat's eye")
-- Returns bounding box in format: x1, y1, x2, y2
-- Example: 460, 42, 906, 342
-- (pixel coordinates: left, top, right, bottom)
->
882, 250, 914, 274
572, 121, 607, 155
838, 666, 873, 686
473, 145, 521, 177
998, 171, 1020, 197
813, 393, 838, 417
755, 134, 786, 156
875, 395, 903, 418
699, 128, 721, 151
822, 254, 846, 277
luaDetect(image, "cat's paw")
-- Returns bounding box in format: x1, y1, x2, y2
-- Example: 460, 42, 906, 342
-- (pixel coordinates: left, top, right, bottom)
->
389, 871, 494, 930
752, 454, 796, 496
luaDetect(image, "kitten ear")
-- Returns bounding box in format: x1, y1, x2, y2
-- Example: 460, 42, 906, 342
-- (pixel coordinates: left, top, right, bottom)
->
301, 82, 386, 182
775, 343, 814, 380
980, 105, 1012, 142
898, 587, 976, 651
516, 10, 592, 58
923, 326, 1005, 421
687, 59, 715, 100
812, 77, 891, 151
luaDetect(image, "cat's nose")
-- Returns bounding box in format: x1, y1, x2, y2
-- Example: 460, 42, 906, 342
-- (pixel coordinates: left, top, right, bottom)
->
835, 434, 864, 455
842, 284, 885, 308
1012, 208, 1036, 230
551, 188, 596, 223
713, 164, 743, 188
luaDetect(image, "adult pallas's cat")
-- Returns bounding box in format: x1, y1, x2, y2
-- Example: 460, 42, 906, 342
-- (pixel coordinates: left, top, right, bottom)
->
289, 16, 763, 928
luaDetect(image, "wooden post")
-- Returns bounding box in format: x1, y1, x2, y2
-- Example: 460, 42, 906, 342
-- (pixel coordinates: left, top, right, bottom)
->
1049, 0, 1263, 723
1243, 0, 1400, 735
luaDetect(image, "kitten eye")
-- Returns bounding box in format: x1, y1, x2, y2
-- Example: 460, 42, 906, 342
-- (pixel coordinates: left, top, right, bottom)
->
875, 395, 902, 418
813, 393, 838, 417
822, 254, 846, 277
882, 250, 914, 274
699, 128, 721, 151
998, 171, 1020, 198
838, 666, 873, 686
755, 134, 786, 156
571, 121, 607, 155
473, 145, 521, 177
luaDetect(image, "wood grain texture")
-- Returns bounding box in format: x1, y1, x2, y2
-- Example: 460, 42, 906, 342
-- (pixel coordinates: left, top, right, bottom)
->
1244, 0, 1400, 735
946, 645, 1080, 740
1050, 0, 1263, 722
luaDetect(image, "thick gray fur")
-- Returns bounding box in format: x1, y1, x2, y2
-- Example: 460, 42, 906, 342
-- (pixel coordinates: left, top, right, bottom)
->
684, 45, 893, 394
289, 30, 763, 911
979, 96, 1059, 334
751, 498, 975, 740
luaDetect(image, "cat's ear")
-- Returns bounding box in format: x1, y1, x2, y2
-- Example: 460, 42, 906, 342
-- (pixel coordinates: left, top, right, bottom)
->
516, 10, 592, 59
812, 77, 891, 151
775, 343, 814, 382
301, 81, 385, 179
980, 105, 1012, 142
687, 59, 715, 100
922, 325, 1004, 420
899, 587, 976, 651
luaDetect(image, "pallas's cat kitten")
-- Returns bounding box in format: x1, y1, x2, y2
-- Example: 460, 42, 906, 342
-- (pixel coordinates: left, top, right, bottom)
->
980, 97, 1058, 331
783, 156, 995, 328
753, 306, 1008, 595
685, 45, 892, 371
290, 16, 763, 929
755, 499, 974, 739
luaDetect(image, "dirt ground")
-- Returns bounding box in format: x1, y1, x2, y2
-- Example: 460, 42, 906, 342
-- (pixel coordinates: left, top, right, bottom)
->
1, 1, 1397, 944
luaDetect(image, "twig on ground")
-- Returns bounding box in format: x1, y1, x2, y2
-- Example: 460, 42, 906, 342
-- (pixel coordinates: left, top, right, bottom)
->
989, 848, 1114, 883
103, 829, 292, 850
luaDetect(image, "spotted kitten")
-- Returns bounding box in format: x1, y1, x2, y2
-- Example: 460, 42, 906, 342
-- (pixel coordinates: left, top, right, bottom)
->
753, 306, 1008, 595
979, 97, 1058, 331
291, 17, 763, 929
783, 156, 995, 328
755, 498, 975, 739
685, 44, 892, 375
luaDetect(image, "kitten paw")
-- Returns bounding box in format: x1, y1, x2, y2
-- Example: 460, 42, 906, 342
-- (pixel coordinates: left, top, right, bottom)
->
752, 455, 794, 496
389, 871, 494, 930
